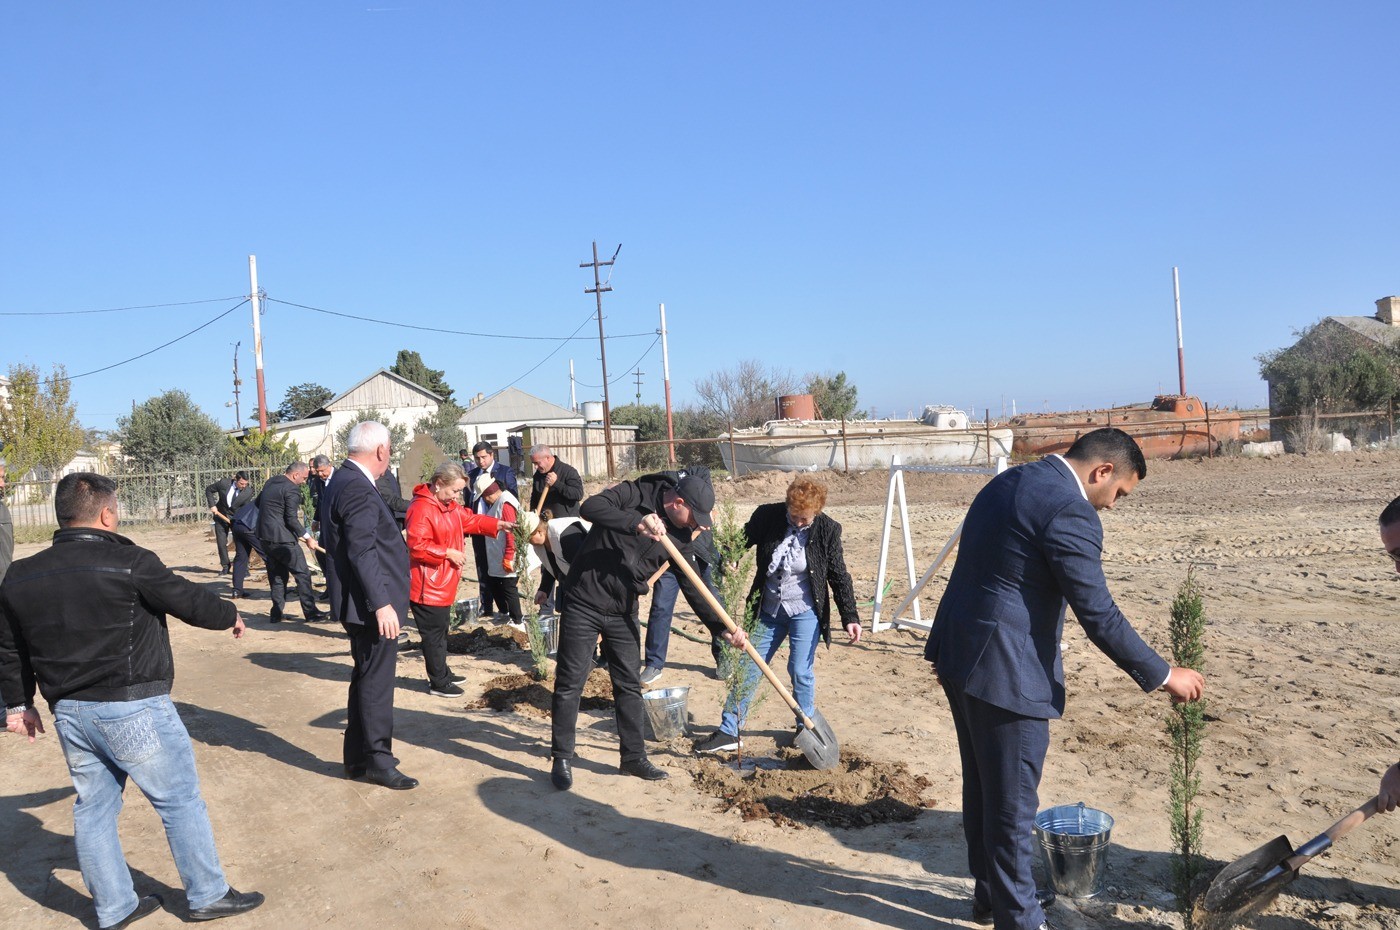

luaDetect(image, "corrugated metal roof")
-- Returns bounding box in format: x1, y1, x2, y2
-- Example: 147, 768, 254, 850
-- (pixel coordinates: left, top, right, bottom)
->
456, 386, 581, 425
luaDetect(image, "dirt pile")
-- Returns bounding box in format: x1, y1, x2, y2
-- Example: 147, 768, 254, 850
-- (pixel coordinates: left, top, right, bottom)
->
680, 747, 935, 829
446, 624, 528, 655
469, 669, 616, 718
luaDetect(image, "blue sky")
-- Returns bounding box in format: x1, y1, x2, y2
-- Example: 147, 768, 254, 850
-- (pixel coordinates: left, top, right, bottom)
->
3, 3, 1398, 432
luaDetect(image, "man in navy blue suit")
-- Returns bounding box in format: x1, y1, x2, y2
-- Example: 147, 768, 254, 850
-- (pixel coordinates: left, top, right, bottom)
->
320, 420, 417, 790
926, 428, 1204, 930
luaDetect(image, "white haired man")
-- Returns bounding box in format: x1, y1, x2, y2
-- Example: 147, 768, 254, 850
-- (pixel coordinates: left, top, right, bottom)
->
320, 421, 417, 789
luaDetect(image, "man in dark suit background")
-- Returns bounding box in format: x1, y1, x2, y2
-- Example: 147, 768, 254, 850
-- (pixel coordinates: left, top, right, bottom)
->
205, 471, 252, 575
256, 462, 323, 624
320, 421, 416, 790
926, 428, 1205, 930
466, 440, 518, 616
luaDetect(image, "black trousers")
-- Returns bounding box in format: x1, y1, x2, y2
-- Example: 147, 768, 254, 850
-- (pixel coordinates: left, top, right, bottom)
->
264, 542, 317, 619
472, 536, 499, 612
213, 519, 232, 570
410, 601, 452, 689
231, 525, 262, 595
941, 679, 1051, 930
482, 574, 522, 622
343, 619, 400, 772
550, 606, 646, 763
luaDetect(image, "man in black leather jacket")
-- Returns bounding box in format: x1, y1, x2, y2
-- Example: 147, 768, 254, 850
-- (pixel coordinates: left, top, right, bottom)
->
1, 472, 263, 928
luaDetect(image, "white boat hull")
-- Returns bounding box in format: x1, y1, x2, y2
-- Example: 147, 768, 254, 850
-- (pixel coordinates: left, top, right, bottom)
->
718, 421, 1014, 475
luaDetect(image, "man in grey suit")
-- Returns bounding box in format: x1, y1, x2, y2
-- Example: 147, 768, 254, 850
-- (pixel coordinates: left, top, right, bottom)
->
926, 428, 1204, 930
320, 421, 416, 790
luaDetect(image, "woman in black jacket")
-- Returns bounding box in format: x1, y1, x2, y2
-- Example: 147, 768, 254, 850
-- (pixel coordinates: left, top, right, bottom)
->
695, 475, 862, 754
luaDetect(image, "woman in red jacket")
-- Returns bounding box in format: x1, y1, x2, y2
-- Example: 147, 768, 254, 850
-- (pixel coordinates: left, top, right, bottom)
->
406, 462, 508, 697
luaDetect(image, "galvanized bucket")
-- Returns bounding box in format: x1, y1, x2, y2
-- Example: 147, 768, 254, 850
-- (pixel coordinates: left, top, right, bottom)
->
1034, 802, 1114, 898
450, 597, 480, 631
534, 614, 559, 655
641, 686, 690, 740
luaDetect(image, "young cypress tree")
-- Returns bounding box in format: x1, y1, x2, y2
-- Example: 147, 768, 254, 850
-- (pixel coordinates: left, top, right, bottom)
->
1167, 567, 1208, 926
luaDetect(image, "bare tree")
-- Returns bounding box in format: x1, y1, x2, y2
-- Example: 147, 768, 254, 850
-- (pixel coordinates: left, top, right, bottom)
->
693, 359, 802, 429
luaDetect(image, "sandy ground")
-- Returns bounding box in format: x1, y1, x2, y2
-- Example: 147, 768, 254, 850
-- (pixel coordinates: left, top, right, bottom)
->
4, 453, 1400, 930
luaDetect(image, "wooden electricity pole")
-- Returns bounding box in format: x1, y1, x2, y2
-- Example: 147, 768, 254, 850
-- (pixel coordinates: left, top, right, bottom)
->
249, 255, 269, 432
580, 241, 619, 478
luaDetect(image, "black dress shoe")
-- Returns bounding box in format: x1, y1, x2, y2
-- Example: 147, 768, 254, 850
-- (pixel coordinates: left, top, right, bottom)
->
229, 591, 245, 599
303, 611, 329, 623
101, 894, 163, 930
189, 887, 265, 921
364, 766, 418, 790
619, 758, 668, 781
551, 757, 573, 791
344, 764, 366, 779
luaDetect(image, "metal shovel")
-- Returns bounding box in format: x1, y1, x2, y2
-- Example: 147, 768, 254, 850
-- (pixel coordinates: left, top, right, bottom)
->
1196, 795, 1379, 929
658, 534, 841, 770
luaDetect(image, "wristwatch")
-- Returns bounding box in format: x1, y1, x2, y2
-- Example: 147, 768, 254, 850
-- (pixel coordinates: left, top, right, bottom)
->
5, 704, 30, 717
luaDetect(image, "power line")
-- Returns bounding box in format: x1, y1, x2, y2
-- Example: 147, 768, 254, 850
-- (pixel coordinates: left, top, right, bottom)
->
265, 296, 655, 341
575, 334, 661, 389
0, 296, 245, 317
61, 299, 249, 382
494, 309, 599, 393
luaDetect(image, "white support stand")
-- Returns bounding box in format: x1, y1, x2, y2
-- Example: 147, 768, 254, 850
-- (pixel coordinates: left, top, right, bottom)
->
870, 455, 1008, 634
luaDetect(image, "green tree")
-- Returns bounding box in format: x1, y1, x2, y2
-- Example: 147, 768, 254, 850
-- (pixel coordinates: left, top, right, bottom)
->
1258, 321, 1400, 415
332, 409, 409, 466
0, 363, 87, 480
117, 390, 226, 469
276, 382, 334, 423
609, 402, 670, 471
1167, 568, 1208, 925
224, 428, 303, 471
807, 371, 865, 421
391, 349, 454, 402
415, 401, 468, 455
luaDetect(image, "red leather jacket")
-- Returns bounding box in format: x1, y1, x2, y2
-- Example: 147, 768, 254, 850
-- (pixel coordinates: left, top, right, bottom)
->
406, 484, 503, 607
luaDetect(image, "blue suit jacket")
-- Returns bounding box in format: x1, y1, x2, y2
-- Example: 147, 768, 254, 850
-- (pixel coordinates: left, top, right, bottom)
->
925, 455, 1168, 719
320, 461, 410, 627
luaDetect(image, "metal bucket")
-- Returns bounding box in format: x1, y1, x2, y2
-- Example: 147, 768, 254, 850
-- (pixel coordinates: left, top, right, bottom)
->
641, 686, 690, 740
1034, 802, 1114, 898
451, 597, 480, 631
533, 614, 559, 656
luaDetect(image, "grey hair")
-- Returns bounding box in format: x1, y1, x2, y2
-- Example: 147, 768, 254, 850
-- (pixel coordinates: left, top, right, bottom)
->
529, 443, 552, 457
430, 461, 466, 486
310, 454, 332, 468
348, 420, 391, 454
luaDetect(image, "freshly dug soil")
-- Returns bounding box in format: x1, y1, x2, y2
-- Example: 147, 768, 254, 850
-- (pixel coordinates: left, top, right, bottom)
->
446, 624, 529, 655
680, 746, 936, 829
469, 669, 616, 718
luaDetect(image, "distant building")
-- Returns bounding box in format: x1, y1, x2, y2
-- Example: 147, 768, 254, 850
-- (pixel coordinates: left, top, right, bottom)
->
227, 368, 443, 460
455, 387, 583, 458
1264, 296, 1400, 441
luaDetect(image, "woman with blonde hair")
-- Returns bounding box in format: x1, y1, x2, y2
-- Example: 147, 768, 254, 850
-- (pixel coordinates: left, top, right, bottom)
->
695, 474, 862, 754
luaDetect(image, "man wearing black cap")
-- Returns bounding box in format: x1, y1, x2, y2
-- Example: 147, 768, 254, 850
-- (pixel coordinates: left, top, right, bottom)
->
548, 470, 745, 791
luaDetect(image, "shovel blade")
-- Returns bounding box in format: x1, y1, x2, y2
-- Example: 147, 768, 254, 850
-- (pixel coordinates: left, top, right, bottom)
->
1199, 834, 1296, 919
794, 709, 840, 770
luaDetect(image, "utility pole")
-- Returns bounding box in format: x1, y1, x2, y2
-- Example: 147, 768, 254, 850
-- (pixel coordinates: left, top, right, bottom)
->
1173, 266, 1187, 396
231, 341, 243, 427
659, 303, 675, 464
632, 367, 645, 405
580, 241, 619, 477
249, 255, 269, 432
569, 359, 577, 411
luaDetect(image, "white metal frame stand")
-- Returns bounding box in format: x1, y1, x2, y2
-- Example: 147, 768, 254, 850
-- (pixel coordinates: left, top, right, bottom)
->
870, 454, 1008, 633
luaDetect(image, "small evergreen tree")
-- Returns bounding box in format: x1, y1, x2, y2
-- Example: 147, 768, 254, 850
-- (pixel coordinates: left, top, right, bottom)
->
1167, 568, 1208, 926
710, 499, 765, 762
390, 349, 454, 402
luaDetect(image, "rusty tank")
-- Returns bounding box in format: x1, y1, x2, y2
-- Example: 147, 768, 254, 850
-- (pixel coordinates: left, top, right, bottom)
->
1009, 395, 1243, 459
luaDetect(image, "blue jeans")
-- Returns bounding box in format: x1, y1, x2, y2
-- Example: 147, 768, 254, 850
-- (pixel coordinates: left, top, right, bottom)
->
52, 695, 229, 927
719, 606, 819, 737
643, 562, 717, 670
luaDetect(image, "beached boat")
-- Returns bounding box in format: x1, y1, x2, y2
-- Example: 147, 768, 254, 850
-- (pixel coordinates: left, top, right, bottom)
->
1009, 394, 1242, 459
718, 406, 1014, 475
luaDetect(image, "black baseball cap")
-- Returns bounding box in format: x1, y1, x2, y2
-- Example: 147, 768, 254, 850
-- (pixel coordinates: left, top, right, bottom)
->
676, 474, 714, 529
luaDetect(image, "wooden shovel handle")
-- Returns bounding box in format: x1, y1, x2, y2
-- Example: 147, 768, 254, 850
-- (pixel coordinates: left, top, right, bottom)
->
1289, 796, 1381, 869
656, 534, 814, 728
533, 485, 549, 516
